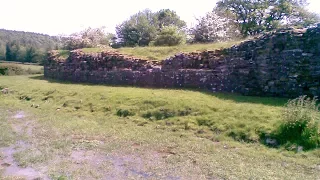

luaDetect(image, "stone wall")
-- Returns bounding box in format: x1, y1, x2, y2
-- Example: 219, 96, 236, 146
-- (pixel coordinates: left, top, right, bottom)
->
44, 25, 320, 98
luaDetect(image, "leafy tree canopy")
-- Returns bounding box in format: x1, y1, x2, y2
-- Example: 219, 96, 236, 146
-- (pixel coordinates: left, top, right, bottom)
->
116, 9, 187, 47
216, 0, 319, 36
0, 29, 61, 63
62, 27, 115, 50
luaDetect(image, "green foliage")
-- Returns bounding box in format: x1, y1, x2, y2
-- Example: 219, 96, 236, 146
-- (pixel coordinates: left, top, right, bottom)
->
116, 109, 135, 117
275, 96, 320, 150
142, 109, 176, 120
0, 29, 61, 63
191, 10, 240, 43
5, 41, 21, 61
216, 0, 318, 36
24, 47, 37, 63
101, 33, 117, 46
0, 29, 60, 51
0, 62, 43, 75
62, 27, 111, 50
116, 9, 186, 47
217, 0, 268, 35
154, 9, 186, 30
287, 7, 320, 28
154, 26, 186, 46
143, 107, 192, 120
5, 42, 12, 60
116, 9, 158, 47
0, 63, 24, 75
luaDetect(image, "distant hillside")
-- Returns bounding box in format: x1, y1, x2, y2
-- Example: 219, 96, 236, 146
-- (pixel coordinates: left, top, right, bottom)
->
0, 29, 62, 62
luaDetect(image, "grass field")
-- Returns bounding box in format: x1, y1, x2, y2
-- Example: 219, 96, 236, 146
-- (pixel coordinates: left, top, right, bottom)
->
117, 41, 241, 60
57, 41, 242, 61
0, 75, 320, 179
0, 61, 43, 75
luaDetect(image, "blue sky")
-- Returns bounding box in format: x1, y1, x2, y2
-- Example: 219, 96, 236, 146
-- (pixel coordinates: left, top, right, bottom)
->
1, 0, 319, 36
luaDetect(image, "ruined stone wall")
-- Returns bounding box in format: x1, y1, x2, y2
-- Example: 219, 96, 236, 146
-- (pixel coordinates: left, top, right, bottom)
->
44, 25, 320, 97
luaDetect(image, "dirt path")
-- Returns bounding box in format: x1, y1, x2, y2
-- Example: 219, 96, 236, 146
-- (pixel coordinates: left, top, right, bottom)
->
0, 110, 197, 180
0, 111, 49, 179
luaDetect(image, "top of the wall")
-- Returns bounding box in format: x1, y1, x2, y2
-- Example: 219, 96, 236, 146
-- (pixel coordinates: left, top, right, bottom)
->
46, 24, 320, 70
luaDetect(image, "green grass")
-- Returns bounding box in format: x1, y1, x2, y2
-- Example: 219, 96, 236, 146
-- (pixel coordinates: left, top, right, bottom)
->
117, 41, 242, 60
56, 41, 242, 61
0, 75, 319, 179
0, 62, 43, 75
0, 111, 16, 147
81, 47, 112, 53
56, 50, 71, 59
56, 47, 111, 60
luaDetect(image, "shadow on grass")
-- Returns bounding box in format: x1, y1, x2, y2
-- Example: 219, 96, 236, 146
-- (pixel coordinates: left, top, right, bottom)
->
203, 92, 288, 107
29, 75, 288, 107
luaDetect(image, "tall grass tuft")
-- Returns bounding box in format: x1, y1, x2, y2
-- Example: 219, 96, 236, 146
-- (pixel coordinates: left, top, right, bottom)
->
276, 96, 320, 150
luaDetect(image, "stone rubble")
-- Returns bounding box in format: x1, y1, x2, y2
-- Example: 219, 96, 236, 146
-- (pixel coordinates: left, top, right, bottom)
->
44, 24, 320, 98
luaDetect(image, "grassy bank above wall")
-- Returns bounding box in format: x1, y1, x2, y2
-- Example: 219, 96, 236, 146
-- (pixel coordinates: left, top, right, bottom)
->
117, 41, 241, 60
56, 41, 242, 61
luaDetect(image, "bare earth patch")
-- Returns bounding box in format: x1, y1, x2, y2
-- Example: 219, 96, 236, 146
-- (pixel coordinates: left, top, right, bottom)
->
1, 110, 204, 180
1, 111, 49, 179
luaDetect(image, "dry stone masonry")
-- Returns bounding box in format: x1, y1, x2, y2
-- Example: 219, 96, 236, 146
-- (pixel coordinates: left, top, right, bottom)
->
45, 24, 320, 98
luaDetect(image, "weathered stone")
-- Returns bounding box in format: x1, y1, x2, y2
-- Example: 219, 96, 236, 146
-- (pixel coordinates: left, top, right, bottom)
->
45, 26, 320, 98
1, 88, 9, 94
265, 138, 278, 146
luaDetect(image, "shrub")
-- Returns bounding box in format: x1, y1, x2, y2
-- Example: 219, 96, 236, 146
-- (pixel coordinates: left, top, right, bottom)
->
116, 109, 135, 117
0, 63, 43, 75
276, 96, 320, 150
0, 64, 24, 75
62, 27, 110, 50
191, 10, 240, 43
154, 26, 186, 46
142, 108, 191, 120
142, 109, 176, 120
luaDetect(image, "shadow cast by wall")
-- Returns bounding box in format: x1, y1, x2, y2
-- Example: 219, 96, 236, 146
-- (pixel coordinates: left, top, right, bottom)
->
29, 75, 288, 107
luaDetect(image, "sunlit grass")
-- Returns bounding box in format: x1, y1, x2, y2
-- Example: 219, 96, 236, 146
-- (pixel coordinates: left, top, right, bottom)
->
117, 41, 242, 60
56, 41, 242, 61
0, 62, 43, 75
0, 75, 319, 179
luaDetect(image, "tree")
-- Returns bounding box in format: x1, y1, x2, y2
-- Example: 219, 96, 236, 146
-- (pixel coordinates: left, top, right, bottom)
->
63, 27, 109, 50
0, 42, 4, 60
0, 29, 61, 63
216, 0, 269, 36
5, 43, 12, 61
285, 6, 320, 28
155, 9, 187, 30
216, 0, 318, 36
116, 9, 187, 47
24, 47, 37, 63
191, 10, 240, 43
5, 41, 21, 61
116, 9, 158, 46
154, 26, 186, 46
10, 41, 21, 61
100, 33, 116, 46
